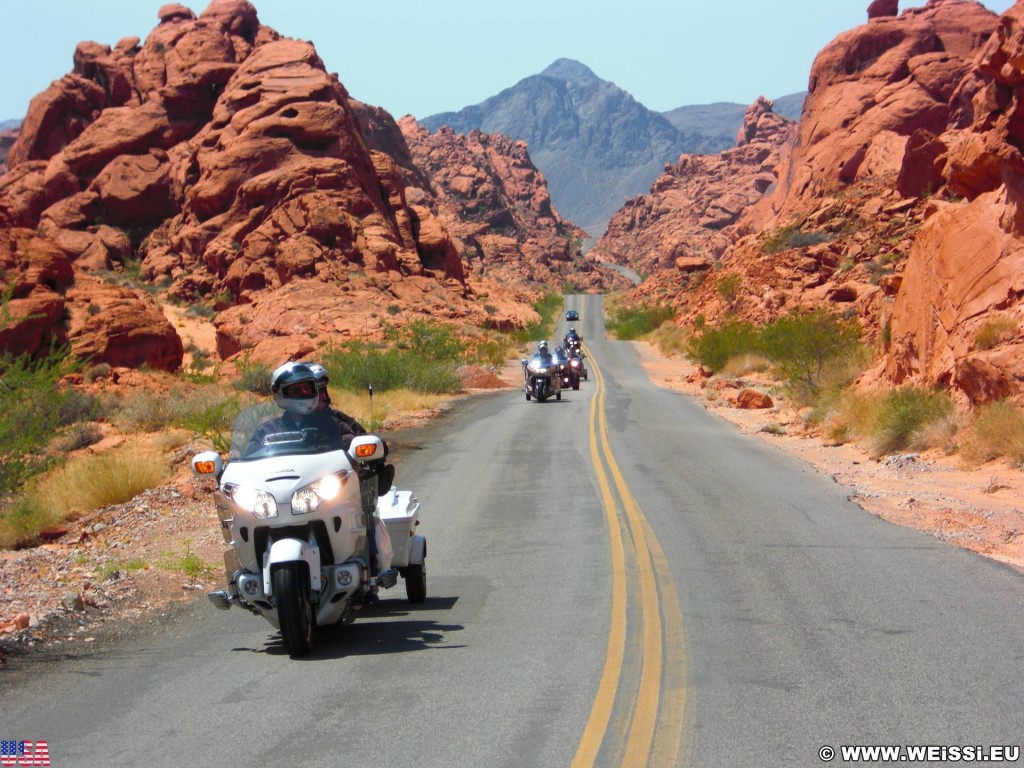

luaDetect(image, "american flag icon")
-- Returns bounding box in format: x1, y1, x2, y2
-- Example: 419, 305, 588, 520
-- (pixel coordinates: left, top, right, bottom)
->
0, 741, 50, 767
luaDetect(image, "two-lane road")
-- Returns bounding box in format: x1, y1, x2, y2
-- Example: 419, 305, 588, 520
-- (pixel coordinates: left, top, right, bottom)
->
4, 294, 1022, 767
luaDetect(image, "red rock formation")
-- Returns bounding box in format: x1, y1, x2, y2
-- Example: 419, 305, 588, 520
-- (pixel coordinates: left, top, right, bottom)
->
877, 4, 1024, 404
0, 0, 585, 370
590, 96, 795, 279
600, 0, 1024, 406
400, 118, 624, 294
750, 0, 997, 226
0, 127, 18, 176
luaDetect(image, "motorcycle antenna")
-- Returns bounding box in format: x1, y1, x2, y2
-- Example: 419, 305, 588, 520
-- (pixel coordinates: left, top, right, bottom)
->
368, 383, 375, 431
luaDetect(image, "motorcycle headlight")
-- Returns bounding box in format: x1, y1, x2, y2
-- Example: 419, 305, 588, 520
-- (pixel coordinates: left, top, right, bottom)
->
290, 472, 350, 515
232, 486, 278, 519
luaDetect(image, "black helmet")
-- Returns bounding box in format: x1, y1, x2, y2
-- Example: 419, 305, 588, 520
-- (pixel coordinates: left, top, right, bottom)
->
270, 362, 319, 415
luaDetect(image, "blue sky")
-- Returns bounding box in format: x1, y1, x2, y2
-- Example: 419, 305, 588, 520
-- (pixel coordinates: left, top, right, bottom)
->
1, 0, 1016, 123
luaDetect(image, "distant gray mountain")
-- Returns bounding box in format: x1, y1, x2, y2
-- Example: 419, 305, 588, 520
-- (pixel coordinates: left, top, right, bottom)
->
422, 59, 805, 240
0, 119, 21, 131
423, 59, 685, 239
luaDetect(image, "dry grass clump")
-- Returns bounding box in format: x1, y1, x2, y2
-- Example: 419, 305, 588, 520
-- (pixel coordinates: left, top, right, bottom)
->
974, 316, 1017, 351
721, 353, 771, 378
962, 400, 1024, 466
648, 322, 690, 358
0, 442, 171, 548
818, 386, 957, 458
34, 443, 169, 518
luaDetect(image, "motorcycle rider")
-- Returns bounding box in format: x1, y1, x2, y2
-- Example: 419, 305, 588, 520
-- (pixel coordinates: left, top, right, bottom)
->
301, 361, 396, 494
301, 362, 396, 587
535, 340, 554, 363
245, 362, 345, 456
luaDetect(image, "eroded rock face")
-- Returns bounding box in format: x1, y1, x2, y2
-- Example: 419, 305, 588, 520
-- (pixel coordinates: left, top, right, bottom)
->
399, 118, 623, 294
877, 4, 1024, 404
757, 0, 997, 224
600, 0, 1024, 406
590, 96, 795, 279
0, 0, 583, 369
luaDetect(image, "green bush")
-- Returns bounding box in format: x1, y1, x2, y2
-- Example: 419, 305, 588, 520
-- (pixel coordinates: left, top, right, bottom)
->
871, 387, 954, 456
606, 304, 675, 341
716, 273, 742, 306
172, 389, 247, 453
234, 355, 272, 394
323, 330, 462, 395
758, 309, 862, 394
687, 321, 760, 372
508, 293, 562, 345
0, 349, 77, 495
762, 224, 831, 254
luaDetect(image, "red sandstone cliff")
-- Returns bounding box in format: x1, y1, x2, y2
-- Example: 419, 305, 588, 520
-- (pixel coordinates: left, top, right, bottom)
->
0, 0, 593, 370
602, 0, 1024, 407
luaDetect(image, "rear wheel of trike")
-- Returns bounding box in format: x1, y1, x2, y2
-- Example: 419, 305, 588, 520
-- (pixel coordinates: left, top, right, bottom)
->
405, 562, 427, 603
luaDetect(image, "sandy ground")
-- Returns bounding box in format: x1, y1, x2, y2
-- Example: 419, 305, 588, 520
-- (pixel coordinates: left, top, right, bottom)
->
631, 342, 1024, 573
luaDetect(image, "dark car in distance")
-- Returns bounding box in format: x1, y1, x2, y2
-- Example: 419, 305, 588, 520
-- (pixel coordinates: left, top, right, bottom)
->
565, 310, 580, 321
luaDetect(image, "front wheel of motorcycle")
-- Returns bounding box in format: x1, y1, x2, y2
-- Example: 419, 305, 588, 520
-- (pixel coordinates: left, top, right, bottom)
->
405, 563, 427, 603
274, 563, 314, 658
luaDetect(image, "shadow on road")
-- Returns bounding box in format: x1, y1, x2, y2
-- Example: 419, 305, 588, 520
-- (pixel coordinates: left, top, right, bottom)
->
234, 595, 465, 659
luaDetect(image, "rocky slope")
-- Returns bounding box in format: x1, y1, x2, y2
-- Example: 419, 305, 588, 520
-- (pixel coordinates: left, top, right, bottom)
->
0, 0, 596, 372
589, 97, 796, 279
599, 0, 1024, 407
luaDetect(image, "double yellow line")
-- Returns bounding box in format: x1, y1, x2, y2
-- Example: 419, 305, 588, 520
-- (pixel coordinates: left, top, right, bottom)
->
572, 343, 690, 767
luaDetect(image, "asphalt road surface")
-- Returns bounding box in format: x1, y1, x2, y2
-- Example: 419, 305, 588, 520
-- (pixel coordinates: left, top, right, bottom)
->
4, 294, 1023, 767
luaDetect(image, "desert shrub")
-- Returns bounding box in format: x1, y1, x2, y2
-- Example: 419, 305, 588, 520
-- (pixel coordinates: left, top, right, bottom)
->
648, 322, 690, 357
323, 339, 462, 395
470, 334, 517, 367
234, 355, 272, 394
762, 223, 830, 254
721, 353, 771, 377
716, 273, 742, 306
107, 389, 172, 431
965, 400, 1024, 465
171, 388, 247, 453
53, 422, 104, 452
509, 292, 562, 345
687, 321, 759, 372
869, 387, 955, 457
0, 349, 78, 496
606, 304, 675, 340
974, 316, 1017, 351
385, 320, 465, 361
0, 495, 64, 549
84, 362, 112, 383
758, 309, 863, 396
158, 540, 215, 579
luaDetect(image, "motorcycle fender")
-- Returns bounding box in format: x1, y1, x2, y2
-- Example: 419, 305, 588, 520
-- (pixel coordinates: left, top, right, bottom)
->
409, 534, 426, 566
263, 538, 320, 595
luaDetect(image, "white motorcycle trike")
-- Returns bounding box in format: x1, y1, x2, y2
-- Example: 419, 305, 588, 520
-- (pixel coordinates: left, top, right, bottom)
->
191, 402, 426, 657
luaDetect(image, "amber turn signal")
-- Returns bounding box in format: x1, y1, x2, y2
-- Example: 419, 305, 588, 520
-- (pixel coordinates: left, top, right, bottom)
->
194, 461, 218, 475
355, 444, 378, 458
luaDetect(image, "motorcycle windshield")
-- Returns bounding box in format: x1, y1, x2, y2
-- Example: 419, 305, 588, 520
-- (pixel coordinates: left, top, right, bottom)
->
229, 402, 349, 461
